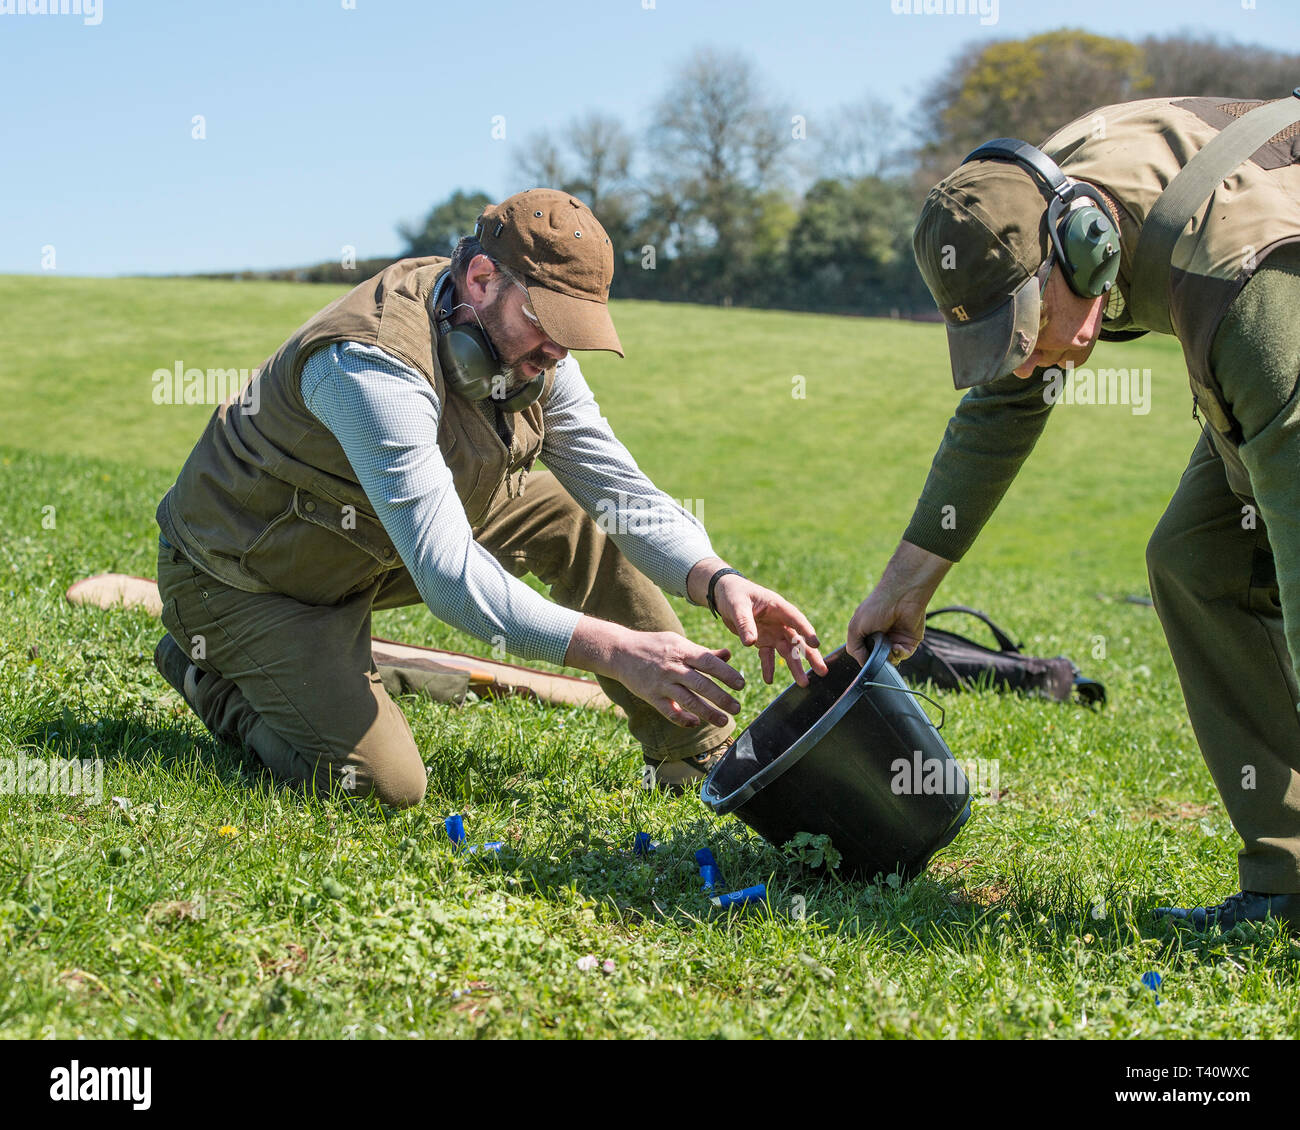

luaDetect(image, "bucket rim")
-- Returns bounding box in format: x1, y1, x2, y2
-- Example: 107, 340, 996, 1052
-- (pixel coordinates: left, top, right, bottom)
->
701, 633, 899, 814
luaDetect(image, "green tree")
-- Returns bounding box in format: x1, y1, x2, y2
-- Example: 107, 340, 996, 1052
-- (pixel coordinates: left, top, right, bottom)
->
397, 189, 492, 259
915, 30, 1148, 183
787, 176, 928, 315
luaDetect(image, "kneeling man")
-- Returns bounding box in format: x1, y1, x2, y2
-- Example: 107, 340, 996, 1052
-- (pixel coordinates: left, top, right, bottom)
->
154, 189, 825, 805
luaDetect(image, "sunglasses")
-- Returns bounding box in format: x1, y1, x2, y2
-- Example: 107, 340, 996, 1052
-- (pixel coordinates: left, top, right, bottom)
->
510, 279, 541, 326
1036, 256, 1055, 334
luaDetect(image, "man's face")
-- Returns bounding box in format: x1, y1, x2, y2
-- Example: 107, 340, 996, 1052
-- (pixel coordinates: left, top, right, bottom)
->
1010, 263, 1107, 379
477, 272, 568, 384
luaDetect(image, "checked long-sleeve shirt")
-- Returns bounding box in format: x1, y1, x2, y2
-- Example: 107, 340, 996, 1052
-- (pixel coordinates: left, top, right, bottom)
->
300, 342, 715, 666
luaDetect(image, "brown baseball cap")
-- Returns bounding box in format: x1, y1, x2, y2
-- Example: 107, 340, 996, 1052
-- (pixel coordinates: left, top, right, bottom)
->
913, 161, 1053, 389
476, 188, 624, 357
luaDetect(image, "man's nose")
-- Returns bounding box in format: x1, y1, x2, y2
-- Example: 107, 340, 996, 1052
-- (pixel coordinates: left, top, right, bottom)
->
541, 338, 567, 361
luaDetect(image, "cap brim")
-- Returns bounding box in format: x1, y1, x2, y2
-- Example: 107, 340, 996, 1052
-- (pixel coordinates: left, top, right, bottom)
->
945, 271, 1041, 389
527, 283, 624, 357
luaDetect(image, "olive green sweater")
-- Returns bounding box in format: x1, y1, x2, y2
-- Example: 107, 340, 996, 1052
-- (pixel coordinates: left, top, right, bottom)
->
902, 242, 1300, 669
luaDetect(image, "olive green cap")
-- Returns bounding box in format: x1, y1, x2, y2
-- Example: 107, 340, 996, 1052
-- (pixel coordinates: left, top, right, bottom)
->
476, 188, 624, 357
913, 162, 1054, 388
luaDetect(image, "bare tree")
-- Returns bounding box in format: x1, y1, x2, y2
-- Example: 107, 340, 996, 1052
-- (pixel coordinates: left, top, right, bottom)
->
567, 112, 634, 214
819, 95, 907, 181
510, 130, 569, 192
1138, 34, 1300, 100
649, 47, 788, 194
647, 47, 792, 302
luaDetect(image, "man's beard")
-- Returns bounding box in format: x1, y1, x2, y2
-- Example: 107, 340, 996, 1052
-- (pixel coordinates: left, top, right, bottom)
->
480, 291, 553, 387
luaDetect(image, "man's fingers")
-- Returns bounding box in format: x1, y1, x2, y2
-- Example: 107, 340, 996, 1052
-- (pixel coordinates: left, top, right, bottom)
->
845, 631, 868, 667
893, 633, 920, 657
804, 644, 829, 677
888, 634, 920, 664
770, 596, 820, 649
680, 669, 741, 716
671, 686, 732, 729
733, 601, 758, 647
760, 646, 776, 684
780, 640, 810, 687
652, 696, 698, 728
690, 649, 745, 691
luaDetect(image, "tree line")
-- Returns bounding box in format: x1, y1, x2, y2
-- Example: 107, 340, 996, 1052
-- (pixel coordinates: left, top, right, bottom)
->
267, 31, 1300, 317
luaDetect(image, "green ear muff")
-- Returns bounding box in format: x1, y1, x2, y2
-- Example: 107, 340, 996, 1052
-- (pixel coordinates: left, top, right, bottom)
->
436, 323, 496, 400
1057, 202, 1120, 298
962, 138, 1122, 299
433, 284, 547, 413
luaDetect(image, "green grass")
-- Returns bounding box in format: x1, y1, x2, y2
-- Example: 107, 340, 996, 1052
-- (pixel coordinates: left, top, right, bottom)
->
1, 275, 1296, 1039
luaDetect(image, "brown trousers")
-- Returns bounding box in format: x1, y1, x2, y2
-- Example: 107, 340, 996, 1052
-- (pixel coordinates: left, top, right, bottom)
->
156, 471, 733, 807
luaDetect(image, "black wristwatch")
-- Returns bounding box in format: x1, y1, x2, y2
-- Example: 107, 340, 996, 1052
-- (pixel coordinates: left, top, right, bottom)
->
706, 567, 746, 619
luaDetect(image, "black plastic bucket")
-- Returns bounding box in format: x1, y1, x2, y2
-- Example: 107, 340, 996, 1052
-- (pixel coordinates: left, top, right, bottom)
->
701, 635, 971, 881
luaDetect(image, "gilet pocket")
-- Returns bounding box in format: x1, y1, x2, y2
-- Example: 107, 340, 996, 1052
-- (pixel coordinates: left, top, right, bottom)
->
239, 488, 399, 605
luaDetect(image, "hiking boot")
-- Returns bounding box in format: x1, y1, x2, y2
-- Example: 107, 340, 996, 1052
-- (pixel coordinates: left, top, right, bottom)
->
644, 738, 733, 795
1153, 890, 1300, 932
153, 634, 204, 709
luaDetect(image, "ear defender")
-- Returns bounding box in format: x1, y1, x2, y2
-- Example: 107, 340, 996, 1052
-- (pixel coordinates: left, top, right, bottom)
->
436, 321, 497, 401
1055, 193, 1121, 298
961, 138, 1122, 300
433, 281, 546, 413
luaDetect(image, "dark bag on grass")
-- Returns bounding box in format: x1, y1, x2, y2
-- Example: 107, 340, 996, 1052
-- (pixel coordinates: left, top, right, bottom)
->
897, 606, 1105, 706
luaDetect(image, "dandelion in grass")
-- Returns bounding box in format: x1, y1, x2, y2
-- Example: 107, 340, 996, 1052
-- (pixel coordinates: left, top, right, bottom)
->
217, 824, 238, 838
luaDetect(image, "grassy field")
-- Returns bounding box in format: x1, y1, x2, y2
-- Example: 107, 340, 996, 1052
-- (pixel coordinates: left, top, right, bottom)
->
1, 274, 1296, 1040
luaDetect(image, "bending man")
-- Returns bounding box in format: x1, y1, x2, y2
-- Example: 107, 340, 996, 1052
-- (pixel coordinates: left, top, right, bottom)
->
848, 94, 1300, 931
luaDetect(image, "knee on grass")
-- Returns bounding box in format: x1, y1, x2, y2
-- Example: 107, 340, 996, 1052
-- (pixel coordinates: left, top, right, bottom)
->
357, 755, 428, 809
304, 747, 427, 809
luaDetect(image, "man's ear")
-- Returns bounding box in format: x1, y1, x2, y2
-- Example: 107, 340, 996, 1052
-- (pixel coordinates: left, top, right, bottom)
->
464, 254, 498, 302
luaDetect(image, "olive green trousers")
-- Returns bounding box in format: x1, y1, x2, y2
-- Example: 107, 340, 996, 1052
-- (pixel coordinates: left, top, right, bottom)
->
1147, 431, 1300, 893
1146, 249, 1300, 893
157, 470, 733, 807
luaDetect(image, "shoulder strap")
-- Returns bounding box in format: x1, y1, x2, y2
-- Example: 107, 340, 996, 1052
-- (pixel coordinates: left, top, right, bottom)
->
924, 606, 1020, 653
1130, 90, 1300, 336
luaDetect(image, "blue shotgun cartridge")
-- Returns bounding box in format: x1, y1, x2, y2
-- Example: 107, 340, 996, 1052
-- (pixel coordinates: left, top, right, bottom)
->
710, 884, 766, 908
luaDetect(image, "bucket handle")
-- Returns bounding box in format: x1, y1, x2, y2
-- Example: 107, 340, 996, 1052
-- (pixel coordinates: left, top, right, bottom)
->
858, 680, 946, 731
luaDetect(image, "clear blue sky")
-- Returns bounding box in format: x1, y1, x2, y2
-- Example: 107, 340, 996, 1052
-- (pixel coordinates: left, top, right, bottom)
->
3, 0, 1296, 275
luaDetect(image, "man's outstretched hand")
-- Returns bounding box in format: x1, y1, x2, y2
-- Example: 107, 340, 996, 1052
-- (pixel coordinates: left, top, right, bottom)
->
687, 558, 828, 686
565, 620, 745, 728
846, 540, 954, 666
